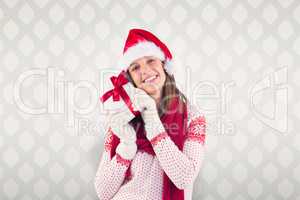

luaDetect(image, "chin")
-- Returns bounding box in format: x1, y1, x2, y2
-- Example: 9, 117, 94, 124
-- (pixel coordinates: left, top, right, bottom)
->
141, 84, 161, 95
143, 86, 157, 95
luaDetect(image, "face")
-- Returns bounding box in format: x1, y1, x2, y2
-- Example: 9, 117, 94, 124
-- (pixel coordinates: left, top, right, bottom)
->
127, 56, 166, 97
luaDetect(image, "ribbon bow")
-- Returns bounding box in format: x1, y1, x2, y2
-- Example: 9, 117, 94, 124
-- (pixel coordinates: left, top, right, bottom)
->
100, 71, 140, 116
100, 71, 128, 102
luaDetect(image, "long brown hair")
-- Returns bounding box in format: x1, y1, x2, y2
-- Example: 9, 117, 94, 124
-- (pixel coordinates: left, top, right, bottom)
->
126, 61, 187, 117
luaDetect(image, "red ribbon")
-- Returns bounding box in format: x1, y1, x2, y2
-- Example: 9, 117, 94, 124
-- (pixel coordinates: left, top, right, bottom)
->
100, 71, 140, 116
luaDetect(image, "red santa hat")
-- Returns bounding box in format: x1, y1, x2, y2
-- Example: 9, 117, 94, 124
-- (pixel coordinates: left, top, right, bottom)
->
118, 28, 174, 75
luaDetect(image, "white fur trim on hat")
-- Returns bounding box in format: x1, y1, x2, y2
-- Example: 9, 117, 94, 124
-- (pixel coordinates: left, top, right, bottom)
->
164, 59, 174, 75
118, 41, 173, 73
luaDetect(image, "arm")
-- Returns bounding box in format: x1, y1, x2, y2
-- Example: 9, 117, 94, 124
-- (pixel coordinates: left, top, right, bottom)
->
94, 128, 133, 200
131, 88, 206, 189
148, 104, 206, 190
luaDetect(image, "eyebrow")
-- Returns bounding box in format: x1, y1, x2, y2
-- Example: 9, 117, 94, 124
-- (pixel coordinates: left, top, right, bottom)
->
129, 62, 138, 69
129, 62, 137, 67
129, 56, 155, 68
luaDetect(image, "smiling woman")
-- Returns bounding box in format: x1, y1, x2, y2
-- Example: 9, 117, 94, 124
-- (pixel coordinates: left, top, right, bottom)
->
128, 56, 166, 99
126, 56, 186, 117
94, 28, 206, 200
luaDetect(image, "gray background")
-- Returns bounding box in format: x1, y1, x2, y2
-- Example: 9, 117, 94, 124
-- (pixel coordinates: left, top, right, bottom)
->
1, 0, 300, 199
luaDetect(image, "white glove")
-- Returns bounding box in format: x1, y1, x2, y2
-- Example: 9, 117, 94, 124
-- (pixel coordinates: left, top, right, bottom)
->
131, 88, 165, 140
131, 88, 156, 112
105, 110, 137, 160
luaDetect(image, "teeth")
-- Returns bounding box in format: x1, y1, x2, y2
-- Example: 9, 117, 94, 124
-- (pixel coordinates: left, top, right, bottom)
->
144, 75, 157, 83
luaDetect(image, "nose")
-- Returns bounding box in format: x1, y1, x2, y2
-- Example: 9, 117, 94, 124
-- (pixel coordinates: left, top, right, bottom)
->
140, 61, 152, 75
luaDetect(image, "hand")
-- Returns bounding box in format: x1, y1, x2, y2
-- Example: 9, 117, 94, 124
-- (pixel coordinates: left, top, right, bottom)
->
131, 88, 165, 140
131, 88, 157, 113
105, 110, 137, 159
114, 123, 137, 160
131, 88, 159, 122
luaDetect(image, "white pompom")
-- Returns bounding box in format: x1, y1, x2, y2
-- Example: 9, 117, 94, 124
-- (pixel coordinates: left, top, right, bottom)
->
164, 59, 174, 75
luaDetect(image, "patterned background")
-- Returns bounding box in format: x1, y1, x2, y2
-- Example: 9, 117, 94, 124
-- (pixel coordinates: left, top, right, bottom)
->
1, 0, 300, 199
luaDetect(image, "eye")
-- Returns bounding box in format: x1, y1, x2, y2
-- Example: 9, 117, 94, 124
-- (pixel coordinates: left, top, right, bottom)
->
130, 64, 140, 72
147, 58, 155, 64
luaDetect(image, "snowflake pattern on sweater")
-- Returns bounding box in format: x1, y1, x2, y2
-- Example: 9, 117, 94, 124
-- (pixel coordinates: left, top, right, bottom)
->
94, 102, 206, 200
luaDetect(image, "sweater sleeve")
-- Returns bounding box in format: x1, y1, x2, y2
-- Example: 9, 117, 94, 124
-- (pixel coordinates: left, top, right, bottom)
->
149, 103, 206, 190
94, 128, 133, 200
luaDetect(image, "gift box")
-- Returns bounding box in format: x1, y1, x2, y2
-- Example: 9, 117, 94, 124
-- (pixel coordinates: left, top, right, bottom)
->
100, 70, 141, 122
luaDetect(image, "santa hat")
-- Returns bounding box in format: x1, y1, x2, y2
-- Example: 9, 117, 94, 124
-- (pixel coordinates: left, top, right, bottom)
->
118, 28, 174, 75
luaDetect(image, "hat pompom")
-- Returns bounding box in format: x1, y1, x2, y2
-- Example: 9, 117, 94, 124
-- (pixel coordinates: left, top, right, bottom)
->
164, 59, 174, 75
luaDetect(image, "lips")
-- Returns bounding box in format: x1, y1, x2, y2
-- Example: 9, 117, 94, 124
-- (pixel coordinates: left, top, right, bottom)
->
143, 75, 159, 83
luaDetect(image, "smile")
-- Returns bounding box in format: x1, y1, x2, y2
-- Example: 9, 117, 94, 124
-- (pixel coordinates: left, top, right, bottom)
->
143, 75, 159, 83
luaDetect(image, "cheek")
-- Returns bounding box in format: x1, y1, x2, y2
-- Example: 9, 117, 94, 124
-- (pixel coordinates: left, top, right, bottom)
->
159, 74, 166, 88
156, 65, 166, 84
130, 73, 142, 86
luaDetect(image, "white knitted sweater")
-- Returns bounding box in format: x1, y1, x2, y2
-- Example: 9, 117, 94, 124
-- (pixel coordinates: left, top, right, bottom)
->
94, 102, 206, 200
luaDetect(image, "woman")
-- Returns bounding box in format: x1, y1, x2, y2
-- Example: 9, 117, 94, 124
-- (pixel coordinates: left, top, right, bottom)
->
94, 28, 206, 200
